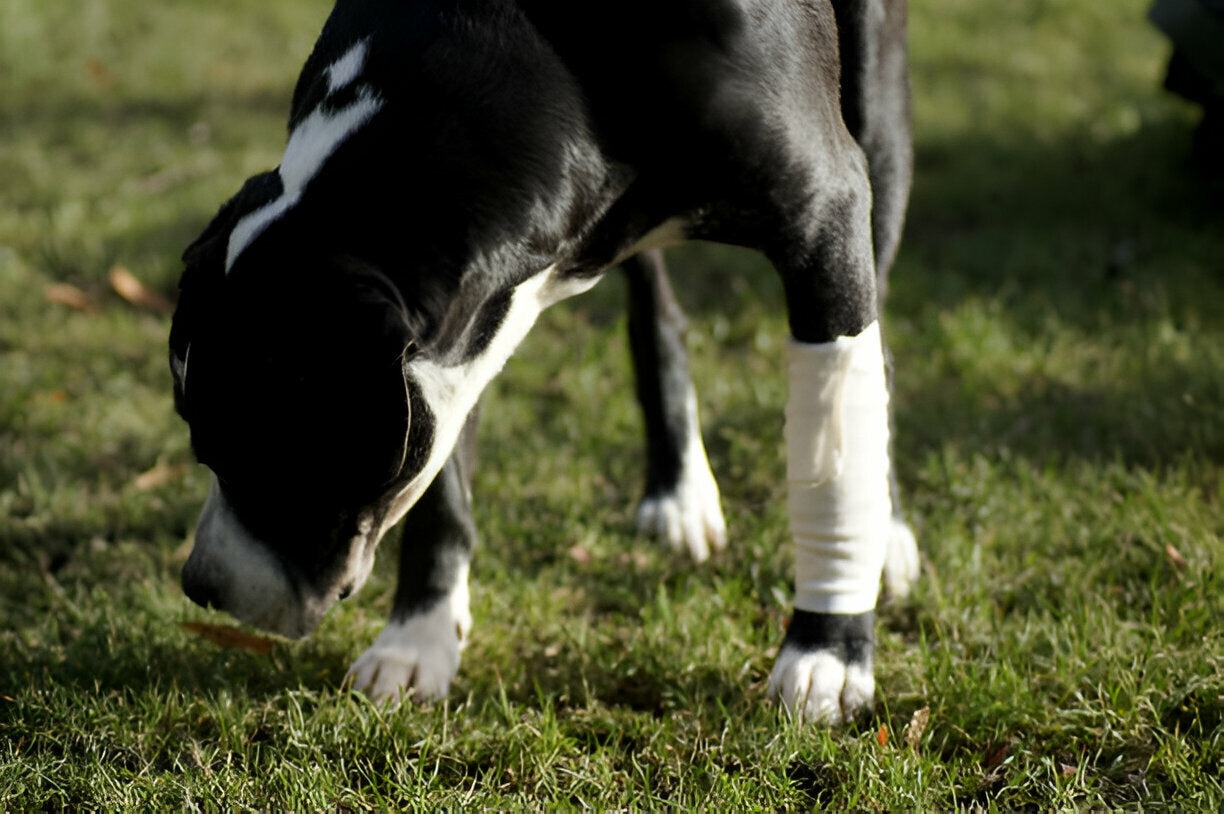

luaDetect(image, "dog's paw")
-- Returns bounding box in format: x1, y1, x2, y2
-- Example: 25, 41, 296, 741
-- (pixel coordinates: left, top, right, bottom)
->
767, 610, 875, 725
768, 647, 874, 724
635, 447, 726, 562
881, 516, 919, 601
636, 481, 727, 562
345, 600, 470, 704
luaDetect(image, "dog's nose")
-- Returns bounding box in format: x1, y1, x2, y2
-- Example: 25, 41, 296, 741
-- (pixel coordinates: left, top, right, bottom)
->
181, 566, 222, 610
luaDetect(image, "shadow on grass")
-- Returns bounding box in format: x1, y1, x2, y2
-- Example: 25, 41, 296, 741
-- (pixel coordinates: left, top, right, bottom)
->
1, 604, 354, 707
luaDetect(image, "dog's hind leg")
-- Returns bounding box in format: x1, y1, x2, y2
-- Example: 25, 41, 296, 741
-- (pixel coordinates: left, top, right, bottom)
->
346, 413, 479, 704
833, 0, 919, 600
622, 249, 727, 562
834, 0, 913, 293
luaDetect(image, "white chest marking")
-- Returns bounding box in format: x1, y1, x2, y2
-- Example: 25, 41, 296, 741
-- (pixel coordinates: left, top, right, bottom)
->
380, 268, 591, 537
225, 41, 381, 273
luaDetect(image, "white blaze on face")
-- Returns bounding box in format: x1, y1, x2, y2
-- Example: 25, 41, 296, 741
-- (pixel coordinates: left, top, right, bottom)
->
225, 39, 381, 273
325, 38, 370, 93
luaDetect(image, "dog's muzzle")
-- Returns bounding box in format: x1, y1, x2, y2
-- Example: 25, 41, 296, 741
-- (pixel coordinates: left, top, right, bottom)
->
181, 478, 322, 638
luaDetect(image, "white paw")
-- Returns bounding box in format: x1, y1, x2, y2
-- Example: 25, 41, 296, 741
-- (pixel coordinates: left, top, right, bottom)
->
767, 647, 874, 725
636, 388, 727, 562
635, 467, 727, 563
346, 576, 471, 704
881, 517, 919, 601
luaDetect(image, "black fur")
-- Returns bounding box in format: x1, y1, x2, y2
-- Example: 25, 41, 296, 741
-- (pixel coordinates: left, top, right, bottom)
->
782, 609, 875, 668
623, 250, 695, 503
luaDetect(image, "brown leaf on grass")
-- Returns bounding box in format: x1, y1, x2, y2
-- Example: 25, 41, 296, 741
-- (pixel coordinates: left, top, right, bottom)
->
983, 742, 1011, 768
181, 622, 274, 655
132, 463, 189, 491
1164, 543, 1188, 569
903, 706, 930, 751
1060, 763, 1078, 777
45, 283, 99, 313
86, 58, 114, 89
109, 265, 174, 314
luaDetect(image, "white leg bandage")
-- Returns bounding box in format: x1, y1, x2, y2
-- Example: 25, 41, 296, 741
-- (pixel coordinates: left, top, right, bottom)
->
786, 320, 893, 615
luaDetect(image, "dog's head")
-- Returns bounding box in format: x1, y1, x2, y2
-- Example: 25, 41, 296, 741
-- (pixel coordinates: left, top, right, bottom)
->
170, 176, 435, 637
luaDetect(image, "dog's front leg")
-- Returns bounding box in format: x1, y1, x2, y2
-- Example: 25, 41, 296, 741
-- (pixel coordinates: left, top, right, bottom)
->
622, 250, 726, 562
763, 154, 899, 723
768, 318, 894, 724
346, 419, 478, 704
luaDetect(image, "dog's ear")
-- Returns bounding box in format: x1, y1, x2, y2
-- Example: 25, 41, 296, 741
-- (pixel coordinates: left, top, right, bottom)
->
274, 256, 418, 495
332, 253, 422, 354
171, 171, 285, 413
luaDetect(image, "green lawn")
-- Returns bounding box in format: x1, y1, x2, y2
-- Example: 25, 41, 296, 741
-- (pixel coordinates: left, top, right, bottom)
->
2, 0, 1221, 808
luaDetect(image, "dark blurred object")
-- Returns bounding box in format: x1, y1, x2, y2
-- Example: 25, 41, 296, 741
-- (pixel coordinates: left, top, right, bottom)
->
1150, 0, 1224, 174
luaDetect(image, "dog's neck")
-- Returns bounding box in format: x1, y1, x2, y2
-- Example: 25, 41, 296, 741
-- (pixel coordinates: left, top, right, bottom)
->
375, 265, 599, 540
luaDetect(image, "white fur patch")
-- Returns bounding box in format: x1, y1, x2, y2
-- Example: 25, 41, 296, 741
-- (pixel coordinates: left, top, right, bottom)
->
635, 389, 727, 561
378, 268, 587, 539
326, 38, 369, 93
186, 476, 376, 638
225, 43, 381, 273
786, 320, 892, 614
346, 563, 472, 703
348, 269, 601, 700
767, 647, 874, 725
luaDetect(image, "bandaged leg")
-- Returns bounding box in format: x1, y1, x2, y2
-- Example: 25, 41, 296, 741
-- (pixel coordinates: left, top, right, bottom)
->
786, 320, 893, 614
770, 320, 894, 724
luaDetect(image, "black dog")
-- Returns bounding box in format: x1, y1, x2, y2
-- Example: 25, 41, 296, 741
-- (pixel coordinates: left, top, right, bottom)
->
171, 0, 917, 724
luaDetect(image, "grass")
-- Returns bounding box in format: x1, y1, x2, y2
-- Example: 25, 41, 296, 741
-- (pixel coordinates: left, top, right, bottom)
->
2, 0, 1221, 808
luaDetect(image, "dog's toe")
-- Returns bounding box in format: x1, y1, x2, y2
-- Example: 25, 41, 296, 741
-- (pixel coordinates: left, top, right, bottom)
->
636, 493, 726, 562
